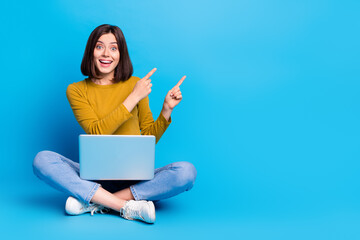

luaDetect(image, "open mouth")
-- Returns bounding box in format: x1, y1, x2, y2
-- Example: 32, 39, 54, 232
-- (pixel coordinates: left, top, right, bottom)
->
99, 60, 113, 64
99, 59, 113, 67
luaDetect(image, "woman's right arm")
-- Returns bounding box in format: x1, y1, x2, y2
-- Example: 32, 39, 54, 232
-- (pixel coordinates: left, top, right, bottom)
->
123, 68, 156, 113
66, 84, 133, 135
66, 68, 156, 135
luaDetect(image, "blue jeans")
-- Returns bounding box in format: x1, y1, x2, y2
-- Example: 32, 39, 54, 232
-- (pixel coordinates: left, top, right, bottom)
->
33, 151, 197, 205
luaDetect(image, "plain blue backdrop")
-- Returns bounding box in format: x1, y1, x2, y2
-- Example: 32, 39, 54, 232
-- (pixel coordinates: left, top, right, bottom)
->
1, 0, 360, 239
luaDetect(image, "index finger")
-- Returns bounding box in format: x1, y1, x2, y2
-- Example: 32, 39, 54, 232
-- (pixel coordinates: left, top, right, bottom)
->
143, 68, 157, 80
175, 75, 186, 88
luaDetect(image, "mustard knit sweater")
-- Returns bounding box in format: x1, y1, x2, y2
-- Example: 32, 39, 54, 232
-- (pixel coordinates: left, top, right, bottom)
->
66, 76, 171, 143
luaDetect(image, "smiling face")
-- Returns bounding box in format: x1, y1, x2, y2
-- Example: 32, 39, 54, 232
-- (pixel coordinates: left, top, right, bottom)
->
93, 33, 120, 80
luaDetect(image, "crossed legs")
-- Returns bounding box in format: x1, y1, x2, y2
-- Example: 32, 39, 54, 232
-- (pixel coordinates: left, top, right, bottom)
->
33, 150, 197, 213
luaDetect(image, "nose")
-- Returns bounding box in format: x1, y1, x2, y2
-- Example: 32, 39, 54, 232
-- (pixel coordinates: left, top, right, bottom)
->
102, 46, 110, 57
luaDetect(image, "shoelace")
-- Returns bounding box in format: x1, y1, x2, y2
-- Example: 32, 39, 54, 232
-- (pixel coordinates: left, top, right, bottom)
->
89, 205, 110, 216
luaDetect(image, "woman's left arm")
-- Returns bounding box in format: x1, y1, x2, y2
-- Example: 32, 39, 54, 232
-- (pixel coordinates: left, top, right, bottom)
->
138, 76, 185, 143
161, 76, 185, 121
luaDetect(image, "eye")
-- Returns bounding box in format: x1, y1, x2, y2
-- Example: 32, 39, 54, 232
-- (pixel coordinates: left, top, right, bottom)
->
111, 46, 117, 51
96, 45, 103, 50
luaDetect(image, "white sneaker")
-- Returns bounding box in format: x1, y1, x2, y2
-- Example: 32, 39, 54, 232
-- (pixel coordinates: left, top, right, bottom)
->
65, 196, 109, 216
120, 200, 155, 223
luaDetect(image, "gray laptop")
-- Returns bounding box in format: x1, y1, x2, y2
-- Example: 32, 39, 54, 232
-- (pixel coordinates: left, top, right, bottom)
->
79, 135, 155, 180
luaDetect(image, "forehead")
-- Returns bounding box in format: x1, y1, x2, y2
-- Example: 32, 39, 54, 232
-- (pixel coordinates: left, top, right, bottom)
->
97, 33, 117, 43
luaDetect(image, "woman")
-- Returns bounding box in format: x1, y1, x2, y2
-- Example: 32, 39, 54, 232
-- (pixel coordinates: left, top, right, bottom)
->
33, 24, 197, 224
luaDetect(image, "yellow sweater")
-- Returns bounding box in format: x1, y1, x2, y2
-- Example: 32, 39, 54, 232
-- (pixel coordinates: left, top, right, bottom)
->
66, 76, 171, 143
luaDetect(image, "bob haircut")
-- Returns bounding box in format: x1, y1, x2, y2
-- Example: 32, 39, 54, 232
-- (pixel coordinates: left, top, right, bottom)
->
81, 24, 133, 82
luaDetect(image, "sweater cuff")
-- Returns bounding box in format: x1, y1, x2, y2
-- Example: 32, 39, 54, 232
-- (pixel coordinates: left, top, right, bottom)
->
159, 112, 172, 127
120, 103, 133, 119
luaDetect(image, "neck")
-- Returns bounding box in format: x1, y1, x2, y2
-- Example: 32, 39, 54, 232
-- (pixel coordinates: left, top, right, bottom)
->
92, 73, 115, 85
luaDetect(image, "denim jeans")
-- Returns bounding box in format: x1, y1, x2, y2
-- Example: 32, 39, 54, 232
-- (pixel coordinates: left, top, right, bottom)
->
33, 151, 197, 205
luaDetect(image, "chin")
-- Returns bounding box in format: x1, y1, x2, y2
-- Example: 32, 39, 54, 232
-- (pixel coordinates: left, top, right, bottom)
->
100, 69, 114, 75
96, 66, 115, 75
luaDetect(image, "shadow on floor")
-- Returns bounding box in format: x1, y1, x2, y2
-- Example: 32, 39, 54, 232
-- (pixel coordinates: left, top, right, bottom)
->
19, 191, 68, 214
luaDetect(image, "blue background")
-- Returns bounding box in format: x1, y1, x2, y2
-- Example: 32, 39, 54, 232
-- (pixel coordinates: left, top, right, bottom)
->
1, 0, 360, 239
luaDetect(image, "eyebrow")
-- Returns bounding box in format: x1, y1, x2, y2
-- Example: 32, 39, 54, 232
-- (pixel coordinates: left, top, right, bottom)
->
97, 40, 117, 44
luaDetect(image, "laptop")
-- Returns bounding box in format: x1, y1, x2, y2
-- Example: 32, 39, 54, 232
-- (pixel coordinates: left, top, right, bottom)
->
79, 134, 155, 180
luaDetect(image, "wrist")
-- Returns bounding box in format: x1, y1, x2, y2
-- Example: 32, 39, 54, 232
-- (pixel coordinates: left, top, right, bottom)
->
129, 92, 141, 103
161, 105, 172, 121
163, 102, 173, 111
123, 93, 140, 113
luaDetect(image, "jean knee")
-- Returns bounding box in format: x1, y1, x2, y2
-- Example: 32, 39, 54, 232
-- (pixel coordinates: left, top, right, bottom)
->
33, 150, 57, 177
173, 161, 197, 191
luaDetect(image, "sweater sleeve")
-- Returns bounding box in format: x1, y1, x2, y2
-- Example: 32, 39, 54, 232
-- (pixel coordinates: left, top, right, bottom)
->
138, 96, 171, 143
66, 83, 133, 134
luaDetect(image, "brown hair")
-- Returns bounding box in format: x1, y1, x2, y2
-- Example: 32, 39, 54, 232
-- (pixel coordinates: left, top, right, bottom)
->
81, 24, 133, 82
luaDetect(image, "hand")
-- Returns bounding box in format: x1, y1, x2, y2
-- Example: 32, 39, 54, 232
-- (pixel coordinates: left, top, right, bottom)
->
163, 76, 185, 111
130, 68, 157, 102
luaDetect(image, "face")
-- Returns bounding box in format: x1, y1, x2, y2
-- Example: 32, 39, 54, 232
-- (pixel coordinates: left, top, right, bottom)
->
93, 33, 120, 78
